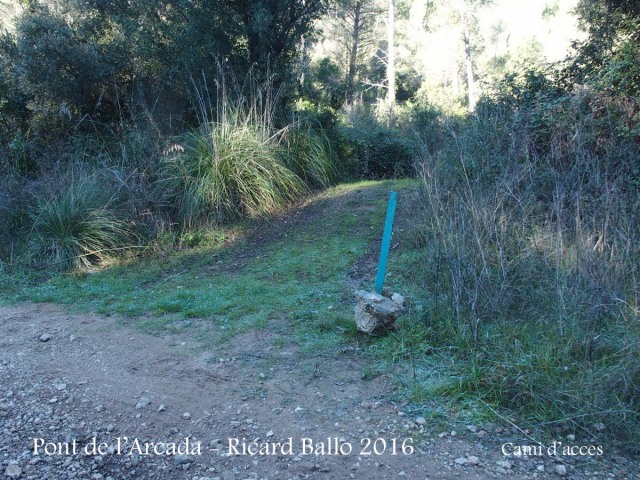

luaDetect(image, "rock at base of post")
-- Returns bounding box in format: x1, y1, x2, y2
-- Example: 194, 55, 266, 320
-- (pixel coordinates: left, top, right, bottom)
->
354, 289, 405, 335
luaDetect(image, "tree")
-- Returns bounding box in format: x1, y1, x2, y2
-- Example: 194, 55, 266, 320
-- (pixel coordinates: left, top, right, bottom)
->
228, 0, 327, 81
572, 0, 640, 97
310, 0, 381, 105
342, 0, 382, 103
3, 0, 328, 134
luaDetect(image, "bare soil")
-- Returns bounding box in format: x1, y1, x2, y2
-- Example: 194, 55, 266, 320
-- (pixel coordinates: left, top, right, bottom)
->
1, 303, 638, 480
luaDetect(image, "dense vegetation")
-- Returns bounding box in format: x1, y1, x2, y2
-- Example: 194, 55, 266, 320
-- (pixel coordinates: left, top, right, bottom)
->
1, 0, 638, 451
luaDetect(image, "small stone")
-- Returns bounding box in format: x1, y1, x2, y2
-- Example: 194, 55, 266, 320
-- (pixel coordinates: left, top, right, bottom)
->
415, 416, 426, 426
266, 430, 274, 437
566, 434, 575, 441
537, 465, 545, 472
466, 424, 478, 433
354, 290, 403, 334
49, 397, 58, 403
158, 404, 166, 412
4, 461, 22, 479
294, 407, 304, 413
454, 457, 467, 465
496, 460, 511, 469
183, 412, 191, 420
258, 373, 266, 379
298, 461, 317, 472
39, 333, 52, 342
467, 455, 480, 465
555, 465, 567, 476
135, 397, 151, 409
391, 293, 405, 307
174, 455, 194, 465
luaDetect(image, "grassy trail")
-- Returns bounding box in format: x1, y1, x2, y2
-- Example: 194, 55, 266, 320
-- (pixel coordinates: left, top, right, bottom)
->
3, 179, 422, 353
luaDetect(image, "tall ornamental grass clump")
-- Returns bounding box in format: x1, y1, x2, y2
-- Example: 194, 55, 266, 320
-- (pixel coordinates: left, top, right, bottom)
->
416, 87, 640, 449
161, 70, 343, 229
278, 122, 338, 188
30, 177, 135, 270
161, 121, 304, 228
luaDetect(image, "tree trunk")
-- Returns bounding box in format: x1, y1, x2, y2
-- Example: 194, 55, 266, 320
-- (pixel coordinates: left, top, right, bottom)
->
300, 33, 308, 86
463, 24, 476, 112
386, 0, 395, 122
346, 0, 362, 104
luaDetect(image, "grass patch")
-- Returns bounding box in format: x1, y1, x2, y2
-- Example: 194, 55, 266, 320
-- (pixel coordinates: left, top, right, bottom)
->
161, 122, 304, 228
278, 122, 338, 188
29, 177, 137, 270
8, 180, 415, 356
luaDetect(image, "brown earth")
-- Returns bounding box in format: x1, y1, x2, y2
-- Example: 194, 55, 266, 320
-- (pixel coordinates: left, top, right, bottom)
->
1, 303, 638, 480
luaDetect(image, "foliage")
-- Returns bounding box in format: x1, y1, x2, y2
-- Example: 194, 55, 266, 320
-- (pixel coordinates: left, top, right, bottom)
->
338, 118, 419, 179
302, 57, 348, 110
160, 122, 304, 229
415, 82, 640, 448
572, 0, 640, 99
30, 177, 136, 270
1, 0, 326, 140
278, 122, 339, 188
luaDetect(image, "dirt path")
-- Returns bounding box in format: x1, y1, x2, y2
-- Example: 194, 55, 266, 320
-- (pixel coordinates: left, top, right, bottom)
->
1, 303, 637, 480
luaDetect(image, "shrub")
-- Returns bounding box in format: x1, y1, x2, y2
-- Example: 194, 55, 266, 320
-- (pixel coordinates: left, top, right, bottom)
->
160, 122, 305, 228
339, 122, 419, 179
416, 89, 640, 449
278, 122, 339, 188
30, 177, 135, 270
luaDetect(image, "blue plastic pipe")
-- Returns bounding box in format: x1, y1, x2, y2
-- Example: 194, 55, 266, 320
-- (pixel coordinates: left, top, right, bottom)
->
375, 191, 398, 294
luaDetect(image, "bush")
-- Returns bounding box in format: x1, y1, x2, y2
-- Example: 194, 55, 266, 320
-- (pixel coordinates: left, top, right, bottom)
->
278, 122, 339, 188
160, 122, 304, 229
30, 176, 135, 270
339, 122, 419, 179
416, 88, 640, 449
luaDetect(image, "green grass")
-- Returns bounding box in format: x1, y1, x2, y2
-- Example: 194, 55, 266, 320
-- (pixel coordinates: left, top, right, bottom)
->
6, 180, 416, 354
29, 177, 136, 270
161, 122, 304, 228
278, 123, 338, 188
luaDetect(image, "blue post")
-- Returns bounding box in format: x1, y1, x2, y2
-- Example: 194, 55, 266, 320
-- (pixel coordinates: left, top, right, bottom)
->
375, 191, 398, 294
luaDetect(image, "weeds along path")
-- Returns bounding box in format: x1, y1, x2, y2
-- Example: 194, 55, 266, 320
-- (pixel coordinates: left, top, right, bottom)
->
1, 181, 637, 479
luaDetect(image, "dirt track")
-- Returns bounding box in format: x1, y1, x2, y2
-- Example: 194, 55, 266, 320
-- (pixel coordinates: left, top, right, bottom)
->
0, 303, 637, 479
